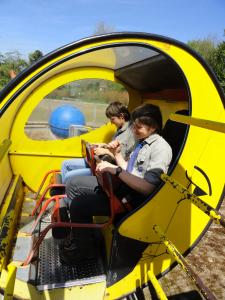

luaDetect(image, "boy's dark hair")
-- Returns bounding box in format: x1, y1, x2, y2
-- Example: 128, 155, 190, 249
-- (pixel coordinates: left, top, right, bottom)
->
131, 103, 162, 134
105, 101, 130, 121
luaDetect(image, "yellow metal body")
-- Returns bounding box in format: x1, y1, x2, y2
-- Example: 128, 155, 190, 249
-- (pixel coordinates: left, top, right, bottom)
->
0, 269, 106, 300
0, 33, 224, 299
0, 176, 23, 272
161, 173, 225, 226
170, 113, 225, 133
147, 270, 168, 300
3, 263, 17, 300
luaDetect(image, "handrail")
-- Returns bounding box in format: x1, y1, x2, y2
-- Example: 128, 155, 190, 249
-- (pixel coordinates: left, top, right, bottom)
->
170, 113, 225, 134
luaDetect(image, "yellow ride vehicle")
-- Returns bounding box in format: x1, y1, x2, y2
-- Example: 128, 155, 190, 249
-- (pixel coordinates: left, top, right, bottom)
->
0, 32, 224, 300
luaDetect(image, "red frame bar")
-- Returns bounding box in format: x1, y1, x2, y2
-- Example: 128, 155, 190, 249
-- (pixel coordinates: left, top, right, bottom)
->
35, 169, 60, 201
29, 195, 66, 233
31, 183, 65, 216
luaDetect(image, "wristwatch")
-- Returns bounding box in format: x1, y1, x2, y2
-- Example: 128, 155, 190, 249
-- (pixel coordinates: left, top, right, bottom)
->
115, 166, 122, 177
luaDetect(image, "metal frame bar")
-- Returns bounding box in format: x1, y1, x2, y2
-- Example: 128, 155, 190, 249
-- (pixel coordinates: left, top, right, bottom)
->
147, 269, 168, 300
3, 263, 17, 300
29, 194, 66, 233
170, 114, 225, 134
161, 174, 225, 228
34, 169, 61, 201
31, 182, 65, 216
0, 176, 23, 272
153, 225, 217, 300
23, 172, 125, 266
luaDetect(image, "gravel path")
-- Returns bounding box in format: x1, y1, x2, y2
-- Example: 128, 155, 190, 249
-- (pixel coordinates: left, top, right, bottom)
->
159, 198, 225, 299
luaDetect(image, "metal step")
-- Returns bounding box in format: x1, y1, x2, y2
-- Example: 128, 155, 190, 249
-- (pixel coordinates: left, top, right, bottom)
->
36, 236, 106, 291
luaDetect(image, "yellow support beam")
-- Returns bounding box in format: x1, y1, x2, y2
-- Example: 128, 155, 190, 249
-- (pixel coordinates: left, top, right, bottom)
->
147, 270, 168, 300
0, 176, 23, 271
170, 114, 225, 134
161, 174, 225, 228
153, 225, 217, 300
3, 263, 17, 300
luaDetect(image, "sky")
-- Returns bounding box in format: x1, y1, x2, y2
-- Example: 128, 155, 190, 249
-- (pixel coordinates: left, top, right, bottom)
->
0, 0, 224, 58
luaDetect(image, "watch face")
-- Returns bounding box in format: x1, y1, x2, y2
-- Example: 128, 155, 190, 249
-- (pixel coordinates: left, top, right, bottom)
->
116, 167, 122, 176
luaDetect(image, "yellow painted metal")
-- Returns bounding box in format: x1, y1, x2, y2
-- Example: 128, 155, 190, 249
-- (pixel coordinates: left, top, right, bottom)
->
0, 176, 23, 271
0, 139, 13, 208
8, 67, 141, 191
3, 263, 17, 300
161, 174, 225, 227
0, 268, 106, 300
0, 148, 13, 207
170, 113, 225, 133
147, 270, 168, 300
0, 140, 11, 163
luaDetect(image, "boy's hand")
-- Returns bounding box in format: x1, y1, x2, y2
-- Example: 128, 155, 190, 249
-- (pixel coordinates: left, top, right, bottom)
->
94, 147, 109, 156
107, 140, 121, 156
96, 161, 117, 175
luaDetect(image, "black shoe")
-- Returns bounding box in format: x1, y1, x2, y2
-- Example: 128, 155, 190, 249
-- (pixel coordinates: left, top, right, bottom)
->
59, 241, 97, 265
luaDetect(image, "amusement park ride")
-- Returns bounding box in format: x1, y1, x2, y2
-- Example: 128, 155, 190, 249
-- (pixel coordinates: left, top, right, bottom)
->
0, 32, 224, 300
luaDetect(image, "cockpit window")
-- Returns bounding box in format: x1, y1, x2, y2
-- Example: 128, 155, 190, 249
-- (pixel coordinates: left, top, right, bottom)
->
25, 79, 128, 140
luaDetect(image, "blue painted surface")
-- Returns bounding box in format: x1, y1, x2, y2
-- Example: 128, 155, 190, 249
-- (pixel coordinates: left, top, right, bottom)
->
49, 105, 85, 137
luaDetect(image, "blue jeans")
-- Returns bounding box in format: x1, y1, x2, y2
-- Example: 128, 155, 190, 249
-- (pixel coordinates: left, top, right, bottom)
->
61, 158, 91, 184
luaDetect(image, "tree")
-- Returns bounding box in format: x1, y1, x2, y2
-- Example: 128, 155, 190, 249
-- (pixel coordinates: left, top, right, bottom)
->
0, 51, 28, 90
28, 50, 43, 64
93, 21, 115, 35
187, 37, 217, 69
187, 35, 225, 93
213, 41, 225, 93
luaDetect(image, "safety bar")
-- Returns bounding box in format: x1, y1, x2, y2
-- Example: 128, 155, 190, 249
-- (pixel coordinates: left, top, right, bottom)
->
34, 169, 61, 201
24, 172, 127, 266
161, 174, 225, 228
153, 225, 217, 300
170, 114, 225, 134
29, 194, 66, 233
31, 183, 65, 216
23, 220, 114, 266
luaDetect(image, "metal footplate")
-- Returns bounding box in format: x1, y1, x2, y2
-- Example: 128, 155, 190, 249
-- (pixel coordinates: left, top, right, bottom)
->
36, 237, 106, 291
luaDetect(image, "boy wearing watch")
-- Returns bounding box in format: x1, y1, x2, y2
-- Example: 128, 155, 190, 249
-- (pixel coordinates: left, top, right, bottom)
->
60, 104, 172, 263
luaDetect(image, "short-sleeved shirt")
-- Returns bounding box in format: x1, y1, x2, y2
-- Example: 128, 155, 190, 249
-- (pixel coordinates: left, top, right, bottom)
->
130, 133, 172, 185
115, 133, 172, 208
113, 121, 137, 160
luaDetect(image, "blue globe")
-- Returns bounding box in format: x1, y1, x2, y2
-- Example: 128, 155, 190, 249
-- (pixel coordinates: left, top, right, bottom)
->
49, 105, 85, 138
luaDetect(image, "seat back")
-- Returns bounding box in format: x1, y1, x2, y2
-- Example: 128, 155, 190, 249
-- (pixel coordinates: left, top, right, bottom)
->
81, 140, 96, 174
162, 110, 189, 165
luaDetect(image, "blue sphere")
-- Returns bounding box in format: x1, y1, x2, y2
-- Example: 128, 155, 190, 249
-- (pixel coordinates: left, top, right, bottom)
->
49, 105, 85, 138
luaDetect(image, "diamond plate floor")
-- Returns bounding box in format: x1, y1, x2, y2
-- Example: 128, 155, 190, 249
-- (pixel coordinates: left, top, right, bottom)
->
37, 236, 106, 290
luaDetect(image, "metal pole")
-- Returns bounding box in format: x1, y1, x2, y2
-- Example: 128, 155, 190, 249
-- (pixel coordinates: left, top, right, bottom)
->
161, 174, 225, 228
153, 225, 217, 300
147, 269, 168, 300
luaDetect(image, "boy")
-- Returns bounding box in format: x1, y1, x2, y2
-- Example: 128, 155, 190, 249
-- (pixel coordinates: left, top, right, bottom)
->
61, 101, 136, 183
60, 104, 172, 262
